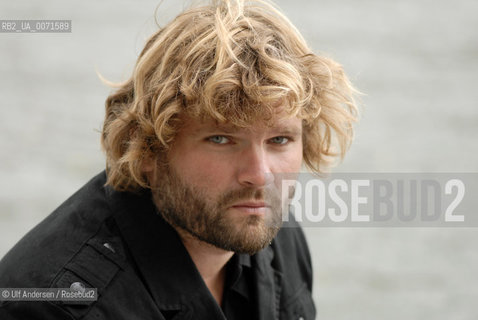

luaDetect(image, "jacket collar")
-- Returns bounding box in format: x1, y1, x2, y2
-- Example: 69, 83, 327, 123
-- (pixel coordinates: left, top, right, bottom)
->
107, 186, 282, 319
254, 245, 283, 320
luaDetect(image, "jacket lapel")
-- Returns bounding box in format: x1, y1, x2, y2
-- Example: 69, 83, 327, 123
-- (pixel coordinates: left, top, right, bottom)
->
108, 188, 226, 319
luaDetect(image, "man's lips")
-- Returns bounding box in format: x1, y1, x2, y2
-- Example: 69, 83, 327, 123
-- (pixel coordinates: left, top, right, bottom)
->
230, 201, 270, 209
229, 201, 271, 216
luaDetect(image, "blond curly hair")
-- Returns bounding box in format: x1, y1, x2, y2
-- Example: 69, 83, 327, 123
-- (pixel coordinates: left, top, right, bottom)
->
101, 0, 358, 192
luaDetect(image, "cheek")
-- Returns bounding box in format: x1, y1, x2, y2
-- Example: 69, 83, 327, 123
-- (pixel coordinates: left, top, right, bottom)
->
271, 146, 303, 174
170, 150, 233, 190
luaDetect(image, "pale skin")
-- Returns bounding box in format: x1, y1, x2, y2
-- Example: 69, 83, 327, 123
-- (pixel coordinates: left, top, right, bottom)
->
145, 113, 303, 306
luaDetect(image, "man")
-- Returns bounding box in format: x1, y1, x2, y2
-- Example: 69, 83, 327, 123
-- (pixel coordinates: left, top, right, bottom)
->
0, 0, 357, 319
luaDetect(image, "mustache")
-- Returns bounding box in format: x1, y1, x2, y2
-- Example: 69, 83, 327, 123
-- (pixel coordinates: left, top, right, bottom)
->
217, 187, 279, 209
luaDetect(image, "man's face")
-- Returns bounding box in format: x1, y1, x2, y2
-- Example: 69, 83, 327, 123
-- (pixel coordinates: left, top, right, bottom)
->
150, 113, 303, 255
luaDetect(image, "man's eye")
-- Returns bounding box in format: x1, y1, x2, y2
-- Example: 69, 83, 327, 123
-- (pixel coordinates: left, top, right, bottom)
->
207, 136, 230, 144
269, 136, 289, 145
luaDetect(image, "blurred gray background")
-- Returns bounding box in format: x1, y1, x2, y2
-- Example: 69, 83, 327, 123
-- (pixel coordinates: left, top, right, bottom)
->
1, 0, 477, 319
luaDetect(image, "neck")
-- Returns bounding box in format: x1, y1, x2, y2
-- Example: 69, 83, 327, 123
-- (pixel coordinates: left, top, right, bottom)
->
176, 228, 234, 306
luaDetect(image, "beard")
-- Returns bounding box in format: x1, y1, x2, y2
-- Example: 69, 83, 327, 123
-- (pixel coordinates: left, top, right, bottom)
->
150, 165, 283, 255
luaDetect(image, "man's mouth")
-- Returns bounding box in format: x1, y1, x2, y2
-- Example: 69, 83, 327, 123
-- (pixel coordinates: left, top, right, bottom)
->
229, 201, 270, 215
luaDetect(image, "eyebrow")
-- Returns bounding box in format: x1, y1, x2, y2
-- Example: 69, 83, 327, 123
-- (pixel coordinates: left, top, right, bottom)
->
212, 124, 240, 134
193, 124, 302, 137
191, 124, 239, 136
271, 127, 302, 136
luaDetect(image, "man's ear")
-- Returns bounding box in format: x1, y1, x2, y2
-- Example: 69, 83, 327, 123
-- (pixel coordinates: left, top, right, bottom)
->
141, 157, 156, 173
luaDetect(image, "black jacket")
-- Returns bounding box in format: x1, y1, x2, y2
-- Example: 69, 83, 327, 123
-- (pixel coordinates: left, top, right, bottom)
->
0, 172, 316, 319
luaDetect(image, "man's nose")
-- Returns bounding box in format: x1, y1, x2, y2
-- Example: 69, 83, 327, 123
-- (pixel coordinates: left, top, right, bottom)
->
236, 145, 274, 187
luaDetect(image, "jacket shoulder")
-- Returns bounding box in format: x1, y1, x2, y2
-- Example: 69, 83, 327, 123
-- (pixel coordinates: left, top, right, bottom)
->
0, 172, 113, 288
0, 172, 136, 319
